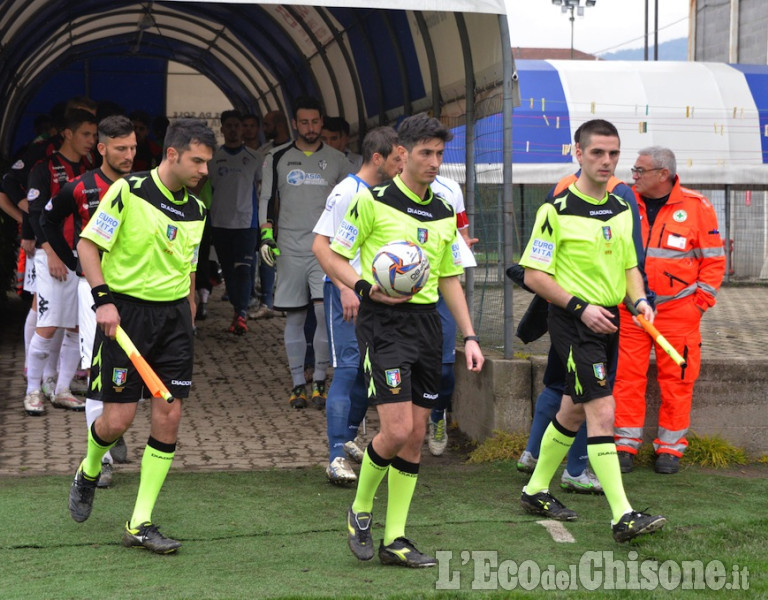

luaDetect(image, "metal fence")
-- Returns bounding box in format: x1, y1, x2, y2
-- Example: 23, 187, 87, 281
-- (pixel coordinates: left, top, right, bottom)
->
451, 180, 768, 353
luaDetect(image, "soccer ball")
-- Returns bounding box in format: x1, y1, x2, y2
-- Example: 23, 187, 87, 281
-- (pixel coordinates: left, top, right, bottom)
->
371, 241, 430, 297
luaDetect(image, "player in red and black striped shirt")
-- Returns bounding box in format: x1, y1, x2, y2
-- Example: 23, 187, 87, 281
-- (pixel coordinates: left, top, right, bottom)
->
41, 115, 136, 483
23, 109, 97, 415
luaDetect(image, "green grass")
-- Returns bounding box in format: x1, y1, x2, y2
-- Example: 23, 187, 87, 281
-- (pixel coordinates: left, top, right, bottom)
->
1, 463, 766, 599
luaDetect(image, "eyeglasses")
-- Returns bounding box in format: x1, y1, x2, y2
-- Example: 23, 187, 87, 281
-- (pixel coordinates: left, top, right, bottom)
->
630, 167, 662, 176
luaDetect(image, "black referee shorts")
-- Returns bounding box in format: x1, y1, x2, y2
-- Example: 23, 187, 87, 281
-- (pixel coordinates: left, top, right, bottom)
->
548, 304, 618, 403
89, 294, 194, 403
355, 300, 442, 409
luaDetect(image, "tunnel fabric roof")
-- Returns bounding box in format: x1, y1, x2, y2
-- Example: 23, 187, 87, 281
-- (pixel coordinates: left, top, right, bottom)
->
0, 0, 509, 156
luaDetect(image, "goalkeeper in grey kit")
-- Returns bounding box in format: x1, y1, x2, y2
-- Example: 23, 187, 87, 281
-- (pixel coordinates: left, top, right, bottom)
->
322, 113, 484, 567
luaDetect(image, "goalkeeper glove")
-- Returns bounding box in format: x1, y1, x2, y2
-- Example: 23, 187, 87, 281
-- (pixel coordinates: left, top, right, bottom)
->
260, 228, 280, 267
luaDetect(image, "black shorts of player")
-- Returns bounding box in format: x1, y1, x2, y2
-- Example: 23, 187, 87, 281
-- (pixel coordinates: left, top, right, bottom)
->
547, 303, 618, 403
89, 293, 194, 403
355, 300, 442, 409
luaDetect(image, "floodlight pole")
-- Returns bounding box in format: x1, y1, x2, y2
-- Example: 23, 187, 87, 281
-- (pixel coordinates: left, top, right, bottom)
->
552, 0, 595, 59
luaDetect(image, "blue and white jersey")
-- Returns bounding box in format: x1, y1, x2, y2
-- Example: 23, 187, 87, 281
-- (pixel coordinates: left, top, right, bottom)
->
431, 175, 466, 216
313, 173, 369, 276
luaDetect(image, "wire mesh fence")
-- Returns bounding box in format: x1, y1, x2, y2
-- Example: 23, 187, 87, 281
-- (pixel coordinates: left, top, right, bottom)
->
439, 102, 768, 353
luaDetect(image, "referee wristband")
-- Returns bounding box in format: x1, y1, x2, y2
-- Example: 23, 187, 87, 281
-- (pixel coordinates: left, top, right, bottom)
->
633, 297, 648, 309
566, 296, 588, 317
91, 284, 116, 308
463, 335, 480, 344
354, 279, 372, 300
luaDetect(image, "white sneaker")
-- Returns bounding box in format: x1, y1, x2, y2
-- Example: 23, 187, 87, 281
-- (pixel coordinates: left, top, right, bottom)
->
326, 457, 357, 484
427, 411, 448, 456
516, 450, 538, 474
41, 376, 56, 401
97, 462, 113, 488
248, 305, 277, 320
560, 466, 604, 494
70, 375, 89, 395
52, 390, 86, 411
23, 390, 46, 416
343, 439, 365, 463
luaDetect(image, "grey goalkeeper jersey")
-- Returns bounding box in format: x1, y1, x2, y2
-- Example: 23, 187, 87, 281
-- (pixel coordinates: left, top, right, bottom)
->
208, 145, 261, 229
259, 141, 348, 256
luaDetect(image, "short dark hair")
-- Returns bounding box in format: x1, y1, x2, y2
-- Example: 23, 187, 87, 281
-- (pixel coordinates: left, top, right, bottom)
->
576, 119, 619, 148
64, 109, 98, 132
396, 113, 452, 150
163, 118, 217, 156
361, 127, 398, 163
129, 110, 151, 127
292, 96, 323, 118
152, 115, 169, 140
323, 116, 349, 136
98, 115, 135, 140
33, 114, 53, 131
66, 96, 97, 115
96, 101, 127, 122
242, 113, 261, 126
220, 110, 242, 125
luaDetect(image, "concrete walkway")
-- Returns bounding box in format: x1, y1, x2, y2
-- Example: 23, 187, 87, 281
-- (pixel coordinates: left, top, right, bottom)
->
0, 285, 765, 477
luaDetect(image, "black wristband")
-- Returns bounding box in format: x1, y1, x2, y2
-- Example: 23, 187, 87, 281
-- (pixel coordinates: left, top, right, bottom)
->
354, 279, 372, 299
91, 284, 115, 308
566, 296, 588, 317
633, 297, 648, 309
464, 335, 479, 344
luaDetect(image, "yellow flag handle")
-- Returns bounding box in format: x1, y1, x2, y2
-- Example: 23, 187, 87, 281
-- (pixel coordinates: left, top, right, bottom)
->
115, 325, 174, 403
625, 301, 687, 368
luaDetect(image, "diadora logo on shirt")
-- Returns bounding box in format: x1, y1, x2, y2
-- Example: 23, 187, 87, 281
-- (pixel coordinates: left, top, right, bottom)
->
407, 207, 433, 218
286, 170, 328, 186
161, 203, 185, 217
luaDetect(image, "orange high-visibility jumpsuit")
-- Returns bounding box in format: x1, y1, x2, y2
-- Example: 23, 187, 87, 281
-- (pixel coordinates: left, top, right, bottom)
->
614, 177, 725, 457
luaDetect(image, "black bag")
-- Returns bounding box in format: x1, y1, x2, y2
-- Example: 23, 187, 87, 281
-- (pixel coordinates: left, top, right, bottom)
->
516, 294, 549, 344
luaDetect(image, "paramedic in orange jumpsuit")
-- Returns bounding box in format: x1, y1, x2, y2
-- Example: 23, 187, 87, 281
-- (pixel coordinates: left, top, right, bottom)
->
614, 146, 725, 474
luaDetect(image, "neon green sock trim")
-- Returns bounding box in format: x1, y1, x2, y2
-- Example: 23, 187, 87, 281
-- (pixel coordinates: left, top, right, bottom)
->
129, 444, 175, 529
587, 442, 632, 522
82, 426, 114, 479
351, 448, 389, 514
383, 463, 418, 546
526, 422, 574, 495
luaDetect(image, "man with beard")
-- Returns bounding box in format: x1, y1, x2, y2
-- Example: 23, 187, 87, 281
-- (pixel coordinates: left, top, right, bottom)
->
259, 96, 349, 409
42, 115, 137, 485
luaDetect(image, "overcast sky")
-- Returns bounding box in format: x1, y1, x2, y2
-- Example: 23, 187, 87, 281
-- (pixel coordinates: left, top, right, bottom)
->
505, 0, 690, 55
